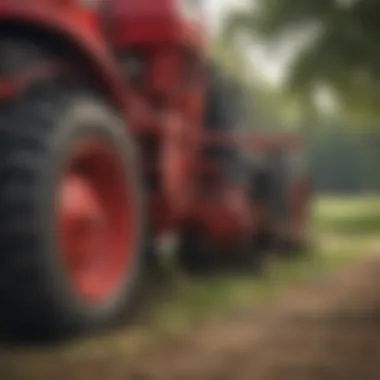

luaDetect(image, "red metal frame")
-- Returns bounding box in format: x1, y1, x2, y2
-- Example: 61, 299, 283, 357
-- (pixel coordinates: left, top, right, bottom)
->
0, 0, 308, 251
108, 0, 206, 49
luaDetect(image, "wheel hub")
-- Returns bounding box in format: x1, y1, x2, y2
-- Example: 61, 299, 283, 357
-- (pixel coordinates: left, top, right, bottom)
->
59, 175, 109, 299
57, 140, 135, 303
59, 175, 105, 269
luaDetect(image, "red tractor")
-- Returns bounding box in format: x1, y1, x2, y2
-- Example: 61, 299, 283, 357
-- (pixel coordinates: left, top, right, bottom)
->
0, 0, 310, 342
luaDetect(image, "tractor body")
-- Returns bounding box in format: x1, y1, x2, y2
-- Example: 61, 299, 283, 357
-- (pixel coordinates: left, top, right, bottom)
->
0, 0, 310, 342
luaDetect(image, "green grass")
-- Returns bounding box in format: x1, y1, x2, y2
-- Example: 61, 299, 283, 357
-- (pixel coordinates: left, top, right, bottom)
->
314, 196, 380, 234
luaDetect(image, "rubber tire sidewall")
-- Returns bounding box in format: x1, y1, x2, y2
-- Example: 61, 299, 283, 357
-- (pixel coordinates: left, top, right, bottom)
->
2, 88, 146, 337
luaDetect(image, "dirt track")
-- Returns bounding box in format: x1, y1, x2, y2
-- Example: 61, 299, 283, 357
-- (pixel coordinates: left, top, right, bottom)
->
122, 253, 380, 380
2, 252, 380, 380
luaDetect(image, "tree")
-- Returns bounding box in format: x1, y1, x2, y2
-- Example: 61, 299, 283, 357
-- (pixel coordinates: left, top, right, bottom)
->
226, 0, 380, 118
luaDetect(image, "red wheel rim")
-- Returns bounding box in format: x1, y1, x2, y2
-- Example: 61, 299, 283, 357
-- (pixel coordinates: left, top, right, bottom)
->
57, 140, 136, 303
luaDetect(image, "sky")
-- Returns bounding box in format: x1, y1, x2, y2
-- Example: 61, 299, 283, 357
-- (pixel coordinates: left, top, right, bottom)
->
205, 0, 290, 87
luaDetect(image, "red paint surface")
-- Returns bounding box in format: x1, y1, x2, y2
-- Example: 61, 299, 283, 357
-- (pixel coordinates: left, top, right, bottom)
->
58, 140, 135, 302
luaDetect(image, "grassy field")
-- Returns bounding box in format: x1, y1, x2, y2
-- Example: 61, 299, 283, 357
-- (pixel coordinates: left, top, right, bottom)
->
1, 196, 380, 379
314, 196, 380, 234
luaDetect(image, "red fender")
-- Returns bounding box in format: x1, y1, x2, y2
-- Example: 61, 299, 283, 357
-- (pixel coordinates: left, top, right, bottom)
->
0, 3, 131, 112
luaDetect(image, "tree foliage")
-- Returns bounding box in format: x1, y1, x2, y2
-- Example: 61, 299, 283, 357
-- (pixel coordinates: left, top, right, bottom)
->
212, 7, 380, 193
226, 0, 380, 117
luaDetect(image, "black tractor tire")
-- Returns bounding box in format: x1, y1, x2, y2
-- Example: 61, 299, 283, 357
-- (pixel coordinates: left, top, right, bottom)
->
177, 229, 220, 276
0, 80, 148, 343
264, 151, 311, 258
177, 228, 273, 277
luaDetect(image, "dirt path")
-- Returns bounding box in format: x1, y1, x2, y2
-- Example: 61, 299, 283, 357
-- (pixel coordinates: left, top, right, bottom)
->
127, 253, 380, 380
2, 252, 380, 380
